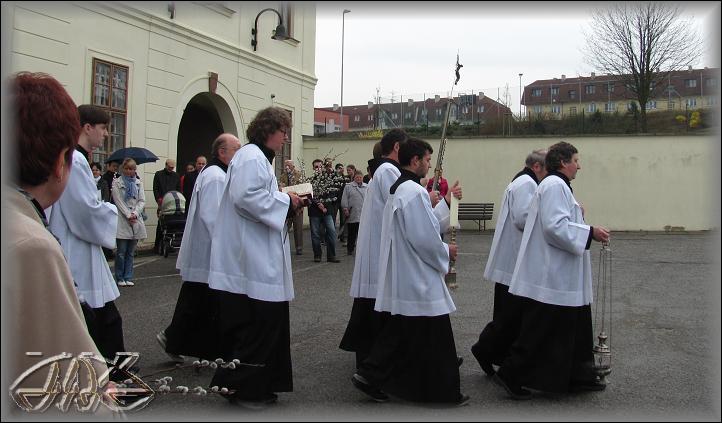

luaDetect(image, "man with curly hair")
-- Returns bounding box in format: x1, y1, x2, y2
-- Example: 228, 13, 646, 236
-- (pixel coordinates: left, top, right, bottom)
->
207, 107, 306, 407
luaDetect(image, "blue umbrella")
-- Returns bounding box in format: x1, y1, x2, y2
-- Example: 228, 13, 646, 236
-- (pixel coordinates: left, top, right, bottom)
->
105, 147, 159, 165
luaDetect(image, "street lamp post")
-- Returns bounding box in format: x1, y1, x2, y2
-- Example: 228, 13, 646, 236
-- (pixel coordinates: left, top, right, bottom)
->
518, 73, 523, 120
340, 9, 351, 133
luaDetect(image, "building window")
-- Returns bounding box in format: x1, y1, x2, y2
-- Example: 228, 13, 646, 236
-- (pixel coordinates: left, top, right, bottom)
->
569, 90, 577, 99
392, 113, 398, 119
436, 109, 442, 117
532, 105, 542, 114
705, 78, 717, 87
605, 102, 616, 112
645, 100, 656, 110
405, 112, 411, 119
368, 115, 373, 121
354, 115, 360, 122
707, 96, 717, 106
607, 83, 614, 93
569, 107, 577, 116
551, 105, 561, 114
585, 85, 596, 94
477, 105, 485, 113
587, 102, 596, 113
686, 98, 697, 108
91, 58, 128, 164
550, 87, 559, 95
532, 88, 542, 97
684, 79, 697, 88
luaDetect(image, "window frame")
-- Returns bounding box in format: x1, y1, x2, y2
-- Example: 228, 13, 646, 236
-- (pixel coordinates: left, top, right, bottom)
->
90, 58, 129, 165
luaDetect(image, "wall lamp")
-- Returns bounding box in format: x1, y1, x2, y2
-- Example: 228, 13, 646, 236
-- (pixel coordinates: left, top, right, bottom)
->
251, 8, 290, 51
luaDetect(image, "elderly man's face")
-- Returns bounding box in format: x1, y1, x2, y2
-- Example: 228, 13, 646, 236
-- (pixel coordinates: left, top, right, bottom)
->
165, 160, 176, 172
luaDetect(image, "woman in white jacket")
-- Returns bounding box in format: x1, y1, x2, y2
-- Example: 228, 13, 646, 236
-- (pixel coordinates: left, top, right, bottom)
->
112, 158, 147, 286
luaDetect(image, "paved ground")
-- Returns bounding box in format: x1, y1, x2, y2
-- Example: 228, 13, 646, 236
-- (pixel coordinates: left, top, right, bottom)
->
107, 230, 720, 421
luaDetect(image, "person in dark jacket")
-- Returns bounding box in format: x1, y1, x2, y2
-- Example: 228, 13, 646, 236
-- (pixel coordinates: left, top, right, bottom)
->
152, 159, 181, 254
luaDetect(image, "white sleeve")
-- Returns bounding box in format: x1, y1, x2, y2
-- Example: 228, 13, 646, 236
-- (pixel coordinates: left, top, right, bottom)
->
538, 183, 589, 256
401, 192, 450, 273
229, 158, 290, 233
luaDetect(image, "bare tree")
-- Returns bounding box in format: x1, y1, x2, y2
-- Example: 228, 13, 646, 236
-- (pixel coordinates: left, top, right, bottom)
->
583, 2, 703, 132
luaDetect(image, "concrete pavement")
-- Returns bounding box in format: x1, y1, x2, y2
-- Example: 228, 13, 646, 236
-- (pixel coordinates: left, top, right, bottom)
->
109, 230, 720, 421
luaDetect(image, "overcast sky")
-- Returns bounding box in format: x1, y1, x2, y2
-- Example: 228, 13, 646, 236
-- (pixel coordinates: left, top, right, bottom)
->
313, 2, 720, 113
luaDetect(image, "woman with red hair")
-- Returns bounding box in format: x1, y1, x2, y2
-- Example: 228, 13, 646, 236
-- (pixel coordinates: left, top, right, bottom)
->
5, 72, 107, 392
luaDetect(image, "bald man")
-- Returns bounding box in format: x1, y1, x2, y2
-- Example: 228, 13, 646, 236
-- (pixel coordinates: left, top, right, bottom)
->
159, 134, 241, 361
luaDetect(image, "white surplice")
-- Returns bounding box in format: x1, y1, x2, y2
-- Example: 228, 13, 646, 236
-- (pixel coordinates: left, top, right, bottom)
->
176, 165, 227, 283
207, 144, 293, 302
374, 178, 455, 317
48, 150, 119, 308
349, 161, 401, 299
483, 172, 537, 285
508, 174, 593, 307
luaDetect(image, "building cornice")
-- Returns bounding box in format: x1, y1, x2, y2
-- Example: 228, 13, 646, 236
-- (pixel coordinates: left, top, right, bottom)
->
78, 1, 317, 86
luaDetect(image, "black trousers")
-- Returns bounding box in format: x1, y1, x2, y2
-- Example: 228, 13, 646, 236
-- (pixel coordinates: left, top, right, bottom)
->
339, 297, 388, 369
82, 301, 126, 361
498, 297, 595, 393
211, 291, 293, 400
358, 313, 462, 403
164, 281, 221, 360
346, 222, 360, 254
472, 283, 524, 365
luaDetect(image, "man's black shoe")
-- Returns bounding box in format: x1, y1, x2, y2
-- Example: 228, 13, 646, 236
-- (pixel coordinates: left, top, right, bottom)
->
327, 257, 341, 263
231, 393, 278, 409
471, 344, 495, 376
351, 373, 389, 402
455, 393, 471, 406
314, 256, 321, 263
569, 378, 607, 392
296, 250, 303, 256
493, 372, 531, 400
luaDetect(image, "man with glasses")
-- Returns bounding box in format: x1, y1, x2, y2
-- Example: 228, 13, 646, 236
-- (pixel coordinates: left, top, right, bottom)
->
159, 134, 241, 363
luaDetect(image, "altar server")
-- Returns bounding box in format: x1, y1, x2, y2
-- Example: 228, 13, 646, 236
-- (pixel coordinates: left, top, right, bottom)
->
495, 141, 610, 399
351, 137, 468, 405
207, 108, 305, 407
471, 149, 547, 376
49, 104, 124, 361
157, 133, 241, 362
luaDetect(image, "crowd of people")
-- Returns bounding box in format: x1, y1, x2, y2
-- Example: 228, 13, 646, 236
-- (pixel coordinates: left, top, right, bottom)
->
7, 71, 611, 413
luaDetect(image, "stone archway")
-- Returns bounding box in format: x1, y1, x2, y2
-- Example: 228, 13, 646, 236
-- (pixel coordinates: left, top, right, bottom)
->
177, 93, 229, 168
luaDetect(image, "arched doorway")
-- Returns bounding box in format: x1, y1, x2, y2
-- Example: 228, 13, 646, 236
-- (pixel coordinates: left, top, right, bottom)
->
176, 92, 237, 168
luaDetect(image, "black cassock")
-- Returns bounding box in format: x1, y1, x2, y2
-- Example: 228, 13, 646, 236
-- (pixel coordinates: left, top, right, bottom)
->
210, 290, 293, 400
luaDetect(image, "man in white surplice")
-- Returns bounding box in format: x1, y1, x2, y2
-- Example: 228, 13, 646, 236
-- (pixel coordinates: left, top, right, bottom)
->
339, 129, 407, 369
351, 137, 469, 405
493, 141, 610, 399
207, 107, 306, 406
156, 133, 241, 363
471, 149, 547, 376
49, 104, 124, 361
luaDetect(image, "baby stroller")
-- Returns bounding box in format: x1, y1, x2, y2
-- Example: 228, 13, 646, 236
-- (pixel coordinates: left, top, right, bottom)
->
159, 190, 186, 258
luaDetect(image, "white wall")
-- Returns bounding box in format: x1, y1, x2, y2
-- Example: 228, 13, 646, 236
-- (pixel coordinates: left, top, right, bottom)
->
303, 134, 720, 231
6, 1, 318, 243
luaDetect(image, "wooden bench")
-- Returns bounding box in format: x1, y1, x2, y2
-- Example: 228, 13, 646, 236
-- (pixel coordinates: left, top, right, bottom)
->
458, 203, 494, 231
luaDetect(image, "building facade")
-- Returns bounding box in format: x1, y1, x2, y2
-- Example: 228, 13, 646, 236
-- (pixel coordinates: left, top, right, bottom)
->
4, 1, 317, 239
522, 67, 720, 119
318, 94, 513, 132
